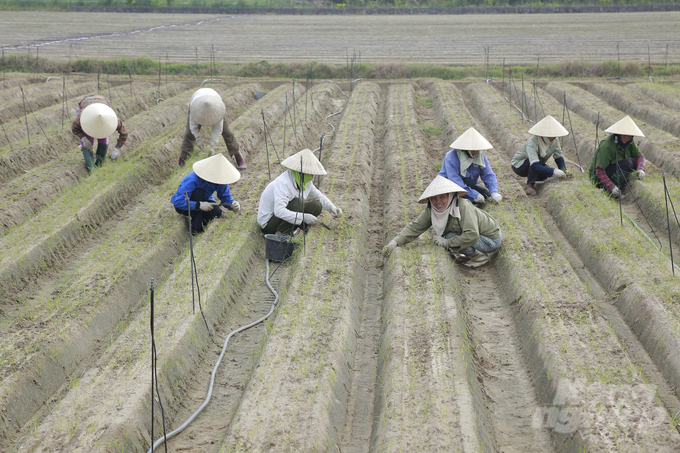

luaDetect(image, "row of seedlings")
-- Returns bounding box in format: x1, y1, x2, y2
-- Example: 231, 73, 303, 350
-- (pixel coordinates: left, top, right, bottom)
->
628, 82, 680, 111
0, 81, 204, 236
430, 81, 556, 450
16, 81, 345, 452
0, 81, 278, 449
376, 82, 494, 452
464, 81, 680, 450
0, 77, 191, 184
217, 82, 382, 452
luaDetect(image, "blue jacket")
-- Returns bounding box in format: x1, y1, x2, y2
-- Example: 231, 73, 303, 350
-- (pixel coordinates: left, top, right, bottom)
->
438, 149, 498, 200
171, 172, 234, 211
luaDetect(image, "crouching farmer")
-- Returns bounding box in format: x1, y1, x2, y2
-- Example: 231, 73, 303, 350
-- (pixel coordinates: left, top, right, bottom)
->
171, 154, 241, 234
257, 148, 342, 236
71, 94, 128, 173
383, 175, 502, 268
589, 115, 646, 199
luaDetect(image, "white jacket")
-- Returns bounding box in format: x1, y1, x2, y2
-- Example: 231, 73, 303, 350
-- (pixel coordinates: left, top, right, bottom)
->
257, 170, 336, 228
189, 88, 223, 145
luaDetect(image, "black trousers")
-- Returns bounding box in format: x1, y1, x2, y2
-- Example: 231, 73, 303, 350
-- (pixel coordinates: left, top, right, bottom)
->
174, 188, 222, 234
512, 159, 551, 185
261, 198, 322, 236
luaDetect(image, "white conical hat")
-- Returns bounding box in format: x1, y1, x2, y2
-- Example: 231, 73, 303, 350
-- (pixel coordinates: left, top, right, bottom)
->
450, 127, 493, 150
80, 103, 118, 138
190, 95, 226, 126
281, 148, 327, 176
193, 153, 241, 185
605, 115, 645, 137
528, 115, 569, 138
418, 175, 467, 203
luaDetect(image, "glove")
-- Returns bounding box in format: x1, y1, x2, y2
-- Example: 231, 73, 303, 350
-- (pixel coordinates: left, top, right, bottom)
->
196, 137, 204, 151
207, 145, 216, 155
331, 205, 343, 216
382, 239, 397, 255
636, 170, 645, 180
433, 236, 448, 248
110, 147, 121, 160
553, 168, 566, 179
81, 140, 93, 151
490, 192, 502, 203
611, 186, 621, 198
303, 213, 319, 225
198, 201, 214, 212
230, 200, 241, 213
474, 193, 486, 204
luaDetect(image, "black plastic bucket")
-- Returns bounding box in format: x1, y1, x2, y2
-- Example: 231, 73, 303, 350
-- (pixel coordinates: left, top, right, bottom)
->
264, 233, 295, 262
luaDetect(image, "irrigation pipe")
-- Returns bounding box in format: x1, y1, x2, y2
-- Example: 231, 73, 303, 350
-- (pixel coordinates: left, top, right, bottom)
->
147, 258, 281, 453
200, 78, 221, 87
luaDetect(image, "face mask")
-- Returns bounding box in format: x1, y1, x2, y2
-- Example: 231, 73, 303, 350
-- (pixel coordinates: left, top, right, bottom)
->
291, 171, 313, 191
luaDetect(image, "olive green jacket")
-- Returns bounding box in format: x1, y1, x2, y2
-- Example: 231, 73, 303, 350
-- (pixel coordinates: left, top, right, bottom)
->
395, 198, 501, 250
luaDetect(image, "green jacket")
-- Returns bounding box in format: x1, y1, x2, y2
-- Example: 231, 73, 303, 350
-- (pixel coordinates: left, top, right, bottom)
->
588, 135, 642, 184
395, 198, 501, 250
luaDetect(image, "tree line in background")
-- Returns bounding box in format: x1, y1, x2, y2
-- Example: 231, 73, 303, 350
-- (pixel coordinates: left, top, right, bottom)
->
1, 0, 679, 10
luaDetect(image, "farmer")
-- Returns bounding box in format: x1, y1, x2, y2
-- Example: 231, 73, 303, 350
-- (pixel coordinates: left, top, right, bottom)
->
257, 148, 343, 236
383, 175, 502, 268
438, 127, 502, 205
179, 87, 246, 170
589, 115, 646, 199
511, 115, 569, 196
171, 154, 241, 235
71, 94, 127, 173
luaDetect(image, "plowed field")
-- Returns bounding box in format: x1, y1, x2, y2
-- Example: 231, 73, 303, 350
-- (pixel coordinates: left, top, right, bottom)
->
3, 69, 680, 453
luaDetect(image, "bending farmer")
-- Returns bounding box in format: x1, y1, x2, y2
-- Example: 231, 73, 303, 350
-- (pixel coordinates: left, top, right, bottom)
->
589, 115, 645, 199
511, 115, 569, 196
257, 148, 342, 236
438, 127, 501, 205
71, 95, 127, 173
383, 175, 502, 268
179, 88, 246, 170
172, 154, 242, 235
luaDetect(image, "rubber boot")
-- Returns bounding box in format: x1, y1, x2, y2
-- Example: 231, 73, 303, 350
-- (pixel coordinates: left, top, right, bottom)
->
233, 151, 246, 170
524, 183, 537, 196
82, 146, 95, 174
464, 250, 491, 268
95, 143, 108, 168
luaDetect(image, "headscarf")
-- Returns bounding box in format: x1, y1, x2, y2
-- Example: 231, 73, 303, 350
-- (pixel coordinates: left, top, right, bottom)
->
290, 170, 314, 191
431, 193, 460, 237
456, 149, 486, 177
537, 136, 553, 158
614, 134, 633, 147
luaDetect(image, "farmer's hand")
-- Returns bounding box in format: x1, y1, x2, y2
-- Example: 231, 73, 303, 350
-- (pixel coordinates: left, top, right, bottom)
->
490, 192, 502, 203
230, 200, 241, 213
331, 205, 343, 217
198, 201, 214, 212
110, 147, 121, 160
553, 168, 566, 179
433, 236, 448, 248
474, 193, 486, 204
303, 213, 319, 225
81, 140, 93, 151
382, 239, 397, 256
611, 186, 621, 198
196, 137, 204, 151
636, 170, 645, 180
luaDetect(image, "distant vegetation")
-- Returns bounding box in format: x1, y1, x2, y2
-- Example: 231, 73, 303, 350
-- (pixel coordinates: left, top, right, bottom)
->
2, 55, 680, 80
1, 0, 679, 10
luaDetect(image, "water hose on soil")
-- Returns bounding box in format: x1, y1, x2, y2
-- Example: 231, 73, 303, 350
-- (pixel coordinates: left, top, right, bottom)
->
148, 259, 281, 452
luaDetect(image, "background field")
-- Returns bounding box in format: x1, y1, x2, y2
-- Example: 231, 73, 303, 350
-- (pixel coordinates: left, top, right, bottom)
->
3, 11, 680, 453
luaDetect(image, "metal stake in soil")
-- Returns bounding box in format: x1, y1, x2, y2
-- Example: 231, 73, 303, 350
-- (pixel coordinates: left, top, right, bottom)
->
19, 86, 30, 144
662, 170, 675, 276
149, 279, 168, 453
262, 110, 272, 180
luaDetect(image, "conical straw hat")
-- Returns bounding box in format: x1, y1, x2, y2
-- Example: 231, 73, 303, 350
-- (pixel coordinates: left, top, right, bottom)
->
604, 115, 645, 137
450, 127, 493, 150
418, 175, 467, 203
190, 95, 226, 126
80, 103, 118, 138
193, 153, 241, 185
528, 115, 569, 137
281, 148, 327, 176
